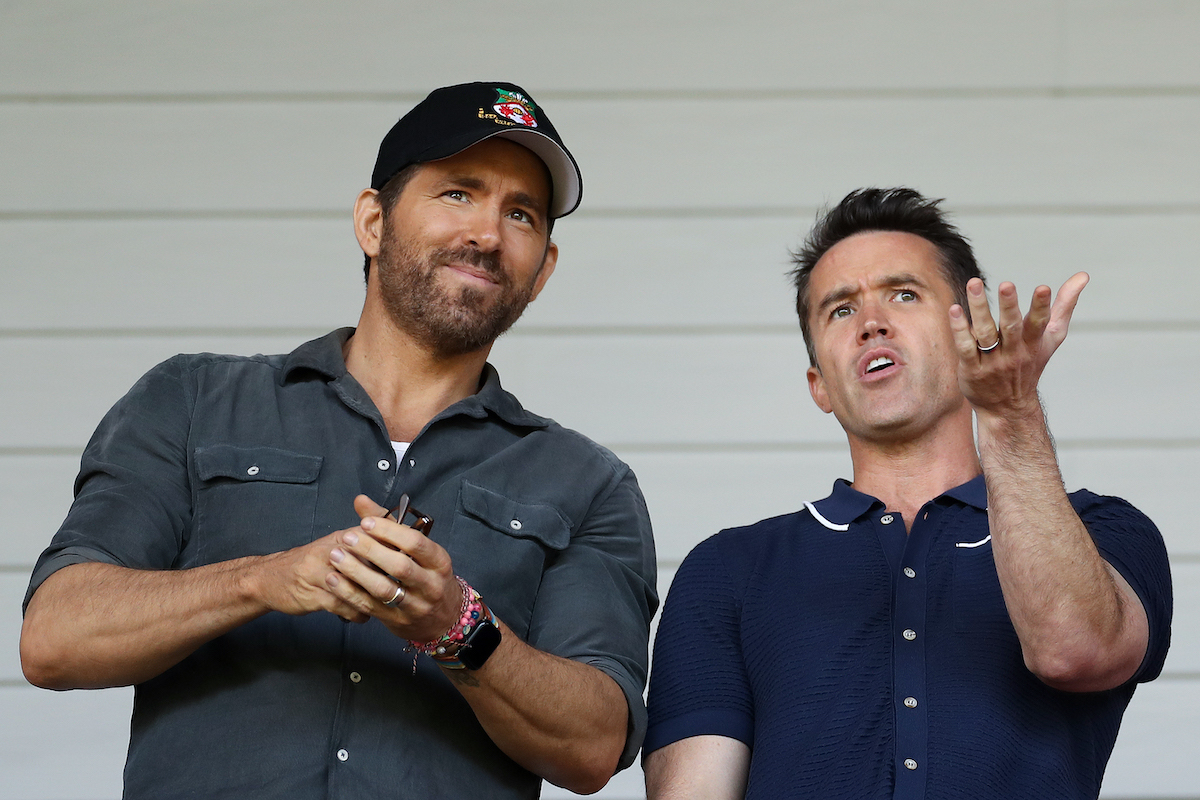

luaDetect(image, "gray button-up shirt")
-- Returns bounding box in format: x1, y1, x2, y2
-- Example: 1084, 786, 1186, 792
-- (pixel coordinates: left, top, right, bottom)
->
26, 328, 658, 799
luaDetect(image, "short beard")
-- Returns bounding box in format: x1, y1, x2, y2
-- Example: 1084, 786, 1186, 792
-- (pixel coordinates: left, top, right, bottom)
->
374, 218, 541, 358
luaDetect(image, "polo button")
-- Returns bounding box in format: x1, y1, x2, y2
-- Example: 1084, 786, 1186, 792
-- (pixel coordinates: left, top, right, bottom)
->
510, 519, 522, 531
904, 758, 918, 770
408, 459, 416, 468
903, 567, 916, 578
246, 465, 260, 476
903, 629, 917, 641
880, 514, 894, 524
377, 459, 390, 471
904, 696, 918, 708
336, 749, 349, 762
349, 671, 361, 683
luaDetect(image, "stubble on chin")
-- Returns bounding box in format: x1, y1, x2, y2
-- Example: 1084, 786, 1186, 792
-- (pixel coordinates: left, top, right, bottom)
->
375, 231, 536, 358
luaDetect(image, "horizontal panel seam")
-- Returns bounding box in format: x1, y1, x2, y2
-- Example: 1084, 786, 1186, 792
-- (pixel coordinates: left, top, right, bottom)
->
2, 86, 1200, 104
4, 205, 1200, 221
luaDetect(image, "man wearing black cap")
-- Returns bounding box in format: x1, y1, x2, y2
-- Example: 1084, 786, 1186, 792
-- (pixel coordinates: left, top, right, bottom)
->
21, 82, 657, 799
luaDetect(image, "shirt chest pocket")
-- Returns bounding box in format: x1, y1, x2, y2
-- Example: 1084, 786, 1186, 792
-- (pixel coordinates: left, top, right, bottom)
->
446, 481, 571, 639
190, 444, 324, 567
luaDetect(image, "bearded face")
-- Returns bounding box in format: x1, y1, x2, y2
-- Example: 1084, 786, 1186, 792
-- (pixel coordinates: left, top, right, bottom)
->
374, 211, 545, 358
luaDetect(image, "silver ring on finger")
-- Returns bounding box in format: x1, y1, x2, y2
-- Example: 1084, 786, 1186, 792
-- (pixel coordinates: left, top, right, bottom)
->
976, 337, 1000, 352
382, 582, 406, 607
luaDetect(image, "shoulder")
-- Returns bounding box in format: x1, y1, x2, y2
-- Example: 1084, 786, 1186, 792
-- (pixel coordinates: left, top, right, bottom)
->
671, 510, 815, 595
132, 350, 286, 391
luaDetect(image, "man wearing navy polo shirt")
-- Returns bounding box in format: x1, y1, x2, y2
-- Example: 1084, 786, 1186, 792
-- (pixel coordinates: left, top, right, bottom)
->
643, 188, 1171, 800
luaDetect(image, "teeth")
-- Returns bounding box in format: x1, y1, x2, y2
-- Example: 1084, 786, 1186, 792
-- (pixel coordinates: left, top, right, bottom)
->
867, 357, 894, 373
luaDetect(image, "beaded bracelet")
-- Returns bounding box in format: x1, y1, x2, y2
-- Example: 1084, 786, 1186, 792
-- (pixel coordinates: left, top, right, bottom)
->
406, 576, 488, 670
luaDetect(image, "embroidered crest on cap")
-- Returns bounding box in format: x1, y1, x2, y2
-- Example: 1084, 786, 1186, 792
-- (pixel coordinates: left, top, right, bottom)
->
492, 89, 538, 128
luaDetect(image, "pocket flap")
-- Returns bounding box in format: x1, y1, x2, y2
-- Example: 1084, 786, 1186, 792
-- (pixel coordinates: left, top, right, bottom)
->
459, 481, 571, 550
195, 444, 322, 484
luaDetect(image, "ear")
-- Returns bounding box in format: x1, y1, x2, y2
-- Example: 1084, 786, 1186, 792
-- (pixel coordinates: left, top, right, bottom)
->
528, 239, 558, 302
807, 365, 833, 414
353, 188, 384, 259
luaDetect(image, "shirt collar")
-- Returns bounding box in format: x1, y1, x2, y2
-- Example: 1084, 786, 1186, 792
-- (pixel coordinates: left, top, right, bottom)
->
805, 474, 987, 530
280, 328, 548, 430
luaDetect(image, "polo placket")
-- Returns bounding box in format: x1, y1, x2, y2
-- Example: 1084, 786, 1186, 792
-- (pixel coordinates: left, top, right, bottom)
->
891, 507, 935, 800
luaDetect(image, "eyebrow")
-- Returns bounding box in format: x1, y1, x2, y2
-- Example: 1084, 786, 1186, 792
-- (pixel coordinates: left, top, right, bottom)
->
815, 272, 930, 314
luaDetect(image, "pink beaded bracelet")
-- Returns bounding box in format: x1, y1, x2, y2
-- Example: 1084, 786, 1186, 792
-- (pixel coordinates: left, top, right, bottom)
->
406, 576, 488, 669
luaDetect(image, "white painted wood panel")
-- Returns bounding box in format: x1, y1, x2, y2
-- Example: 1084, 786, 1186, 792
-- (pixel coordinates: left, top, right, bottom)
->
0, 574, 27, 680
0, 329, 1188, 449
4, 97, 1200, 214
3, 213, 1196, 332
1100, 678, 1200, 797
1065, 0, 1200, 88
3, 1, 1196, 95
0, 685, 132, 800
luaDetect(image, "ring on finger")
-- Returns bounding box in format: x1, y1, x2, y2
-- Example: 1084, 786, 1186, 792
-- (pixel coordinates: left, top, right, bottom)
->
382, 582, 406, 607
976, 337, 1000, 352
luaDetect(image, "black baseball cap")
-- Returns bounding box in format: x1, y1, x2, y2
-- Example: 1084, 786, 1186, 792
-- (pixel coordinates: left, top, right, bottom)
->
371, 82, 582, 218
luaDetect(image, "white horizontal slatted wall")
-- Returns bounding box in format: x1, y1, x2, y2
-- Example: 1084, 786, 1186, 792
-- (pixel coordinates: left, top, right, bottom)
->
1, 2, 1196, 798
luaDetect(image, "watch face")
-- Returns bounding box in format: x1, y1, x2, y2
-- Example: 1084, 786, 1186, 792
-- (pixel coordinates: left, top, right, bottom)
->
460, 621, 502, 670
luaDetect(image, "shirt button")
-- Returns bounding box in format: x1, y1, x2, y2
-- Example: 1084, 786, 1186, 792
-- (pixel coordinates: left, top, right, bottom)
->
377, 459, 390, 471
903, 567, 916, 578
880, 514, 894, 525
903, 629, 917, 641
904, 696, 918, 708
246, 465, 260, 476
509, 519, 522, 531
904, 758, 918, 770
336, 749, 349, 762
349, 671, 361, 683
408, 459, 416, 468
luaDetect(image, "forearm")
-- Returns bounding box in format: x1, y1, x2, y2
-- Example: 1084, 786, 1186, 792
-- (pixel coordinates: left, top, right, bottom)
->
20, 560, 271, 689
644, 736, 751, 800
444, 618, 629, 795
977, 404, 1148, 690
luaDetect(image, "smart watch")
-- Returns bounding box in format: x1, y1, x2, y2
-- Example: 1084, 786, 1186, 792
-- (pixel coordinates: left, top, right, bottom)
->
458, 616, 502, 670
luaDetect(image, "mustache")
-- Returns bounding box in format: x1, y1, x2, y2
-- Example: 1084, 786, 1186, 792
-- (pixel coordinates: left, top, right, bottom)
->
433, 246, 504, 281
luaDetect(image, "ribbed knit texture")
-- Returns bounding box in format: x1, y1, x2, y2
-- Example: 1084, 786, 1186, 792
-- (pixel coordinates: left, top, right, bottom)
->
645, 483, 1171, 800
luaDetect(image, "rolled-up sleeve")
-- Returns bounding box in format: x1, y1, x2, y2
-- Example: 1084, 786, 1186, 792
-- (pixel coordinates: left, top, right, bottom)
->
526, 465, 658, 770
24, 356, 194, 612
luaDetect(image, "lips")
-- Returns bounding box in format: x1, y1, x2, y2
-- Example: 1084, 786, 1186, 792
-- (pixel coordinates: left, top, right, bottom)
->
858, 348, 902, 379
435, 246, 505, 287
446, 262, 500, 285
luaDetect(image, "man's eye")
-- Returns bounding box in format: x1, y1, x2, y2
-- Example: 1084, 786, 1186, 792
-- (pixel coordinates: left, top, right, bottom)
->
444, 190, 467, 201
896, 290, 917, 302
832, 306, 853, 319
509, 209, 531, 223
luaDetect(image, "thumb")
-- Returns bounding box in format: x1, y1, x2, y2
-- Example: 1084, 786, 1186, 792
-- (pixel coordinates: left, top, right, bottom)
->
353, 493, 390, 521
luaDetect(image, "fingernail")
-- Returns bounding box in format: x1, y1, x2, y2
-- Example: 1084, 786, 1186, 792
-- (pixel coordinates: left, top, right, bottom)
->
326, 573, 339, 588
360, 518, 375, 532
344, 531, 359, 546
330, 548, 345, 563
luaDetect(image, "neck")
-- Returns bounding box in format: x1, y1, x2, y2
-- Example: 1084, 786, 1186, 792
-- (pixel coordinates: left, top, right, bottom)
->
845, 409, 981, 531
346, 298, 492, 443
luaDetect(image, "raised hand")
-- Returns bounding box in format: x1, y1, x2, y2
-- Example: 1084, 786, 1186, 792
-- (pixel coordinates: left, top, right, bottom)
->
949, 272, 1089, 418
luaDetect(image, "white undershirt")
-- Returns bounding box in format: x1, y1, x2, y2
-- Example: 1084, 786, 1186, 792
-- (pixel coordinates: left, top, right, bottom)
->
391, 441, 409, 469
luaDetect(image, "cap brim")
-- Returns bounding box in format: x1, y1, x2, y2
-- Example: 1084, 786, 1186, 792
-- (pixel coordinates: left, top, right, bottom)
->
489, 129, 583, 218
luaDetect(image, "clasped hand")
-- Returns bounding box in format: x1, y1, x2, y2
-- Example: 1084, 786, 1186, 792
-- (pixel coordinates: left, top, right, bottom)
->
324, 494, 463, 642
949, 272, 1089, 419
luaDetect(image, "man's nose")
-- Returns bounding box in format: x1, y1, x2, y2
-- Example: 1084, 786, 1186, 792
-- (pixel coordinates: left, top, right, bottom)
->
859, 302, 890, 341
463, 208, 502, 252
